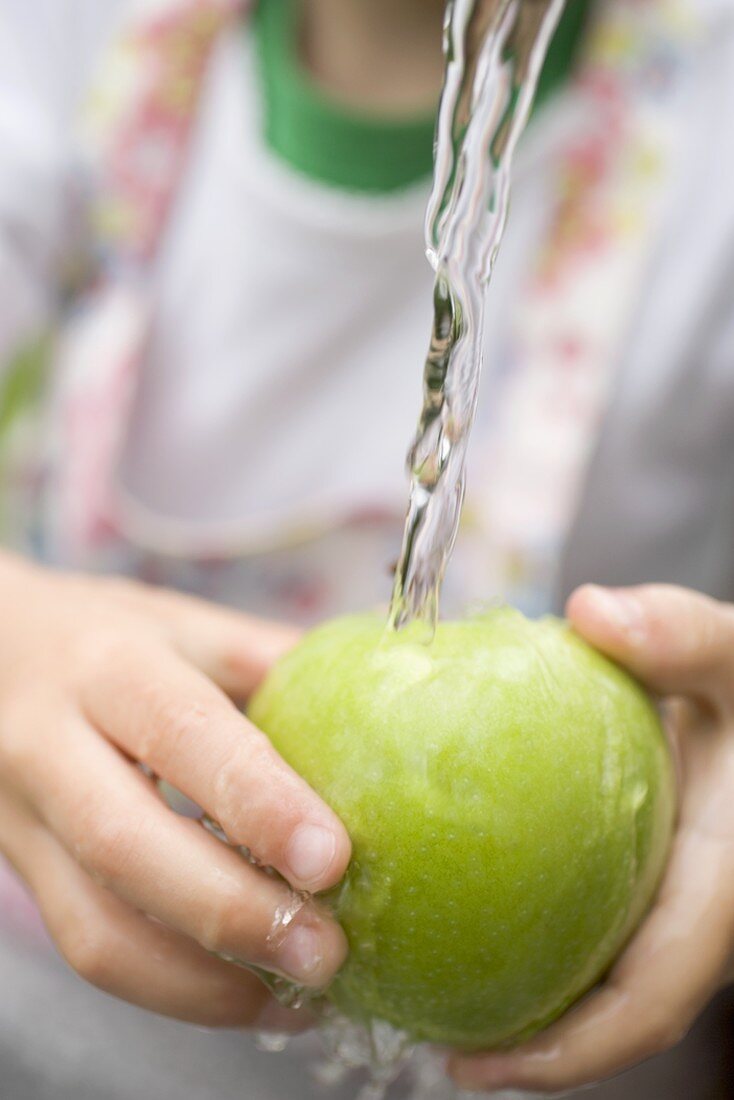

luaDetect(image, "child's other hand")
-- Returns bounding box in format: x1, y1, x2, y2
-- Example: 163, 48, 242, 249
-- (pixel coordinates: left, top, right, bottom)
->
451, 584, 734, 1094
0, 555, 351, 1028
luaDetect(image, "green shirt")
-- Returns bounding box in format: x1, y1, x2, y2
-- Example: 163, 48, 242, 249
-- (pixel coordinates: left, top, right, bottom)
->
254, 0, 589, 193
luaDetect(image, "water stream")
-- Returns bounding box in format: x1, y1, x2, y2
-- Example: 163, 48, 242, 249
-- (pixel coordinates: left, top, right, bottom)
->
388, 0, 567, 633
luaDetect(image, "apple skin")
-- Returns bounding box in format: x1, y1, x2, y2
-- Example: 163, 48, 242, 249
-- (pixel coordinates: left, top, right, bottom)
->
249, 609, 675, 1051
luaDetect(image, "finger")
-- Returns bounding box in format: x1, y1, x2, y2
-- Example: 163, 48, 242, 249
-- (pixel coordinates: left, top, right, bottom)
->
9, 708, 347, 988
0, 794, 311, 1029
566, 584, 734, 710
103, 577, 299, 699
449, 819, 734, 1093
80, 642, 351, 893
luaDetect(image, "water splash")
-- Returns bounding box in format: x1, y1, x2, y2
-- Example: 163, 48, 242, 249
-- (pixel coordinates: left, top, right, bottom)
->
258, 1009, 511, 1099
318, 1014, 414, 1100
200, 813, 317, 1012
389, 0, 567, 633
254, 1030, 293, 1054
247, 887, 320, 1013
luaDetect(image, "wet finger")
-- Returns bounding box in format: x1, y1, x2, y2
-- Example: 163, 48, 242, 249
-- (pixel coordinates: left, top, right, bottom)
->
80, 642, 351, 893
9, 708, 348, 988
0, 793, 311, 1028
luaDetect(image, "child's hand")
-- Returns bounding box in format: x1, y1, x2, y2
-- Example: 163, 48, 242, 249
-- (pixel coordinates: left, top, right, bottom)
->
451, 584, 734, 1094
0, 555, 351, 1028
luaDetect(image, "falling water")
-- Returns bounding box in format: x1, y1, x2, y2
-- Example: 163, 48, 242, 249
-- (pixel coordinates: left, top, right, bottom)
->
389, 0, 567, 632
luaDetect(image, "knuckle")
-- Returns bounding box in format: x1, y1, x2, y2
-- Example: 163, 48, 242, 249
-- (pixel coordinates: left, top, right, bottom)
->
211, 743, 257, 842
247, 729, 283, 772
97, 577, 173, 626
212, 735, 297, 855
59, 916, 115, 987
149, 694, 211, 769
74, 628, 160, 697
198, 882, 260, 959
209, 781, 241, 847
75, 632, 136, 687
74, 807, 140, 888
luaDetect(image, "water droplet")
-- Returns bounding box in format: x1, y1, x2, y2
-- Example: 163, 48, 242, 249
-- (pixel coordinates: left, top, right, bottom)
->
267, 890, 311, 951
254, 1030, 292, 1054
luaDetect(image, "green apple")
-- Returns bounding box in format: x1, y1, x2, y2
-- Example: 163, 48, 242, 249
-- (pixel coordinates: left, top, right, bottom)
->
249, 609, 675, 1051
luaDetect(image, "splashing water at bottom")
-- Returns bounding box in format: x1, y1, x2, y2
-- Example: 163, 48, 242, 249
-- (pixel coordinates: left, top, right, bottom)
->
256, 1009, 539, 1100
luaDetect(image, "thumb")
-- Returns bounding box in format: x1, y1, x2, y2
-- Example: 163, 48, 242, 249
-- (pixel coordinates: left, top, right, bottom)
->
566, 584, 734, 710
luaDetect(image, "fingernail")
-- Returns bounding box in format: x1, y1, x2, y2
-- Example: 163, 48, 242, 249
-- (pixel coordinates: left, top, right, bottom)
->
286, 824, 336, 887
275, 924, 324, 984
585, 586, 645, 640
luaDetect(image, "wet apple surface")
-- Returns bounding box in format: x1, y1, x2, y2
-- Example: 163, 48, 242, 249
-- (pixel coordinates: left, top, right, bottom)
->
250, 609, 675, 1050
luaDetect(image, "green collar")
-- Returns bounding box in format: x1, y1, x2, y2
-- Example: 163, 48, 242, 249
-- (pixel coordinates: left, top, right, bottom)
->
253, 1, 589, 195
253, 0, 436, 194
